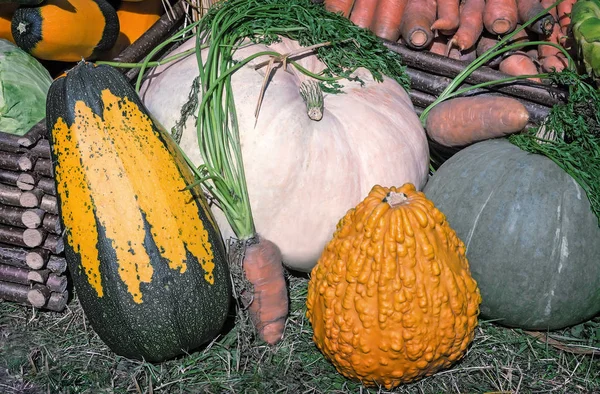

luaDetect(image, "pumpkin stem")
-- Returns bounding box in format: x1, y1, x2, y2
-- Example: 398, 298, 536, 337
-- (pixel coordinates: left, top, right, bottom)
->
16, 22, 28, 35
384, 191, 408, 208
299, 80, 324, 121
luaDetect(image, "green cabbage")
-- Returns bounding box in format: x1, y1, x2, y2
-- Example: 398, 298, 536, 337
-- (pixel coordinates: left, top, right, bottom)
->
0, 39, 52, 136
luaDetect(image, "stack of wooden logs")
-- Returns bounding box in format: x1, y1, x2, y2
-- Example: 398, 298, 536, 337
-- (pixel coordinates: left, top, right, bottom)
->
0, 121, 68, 312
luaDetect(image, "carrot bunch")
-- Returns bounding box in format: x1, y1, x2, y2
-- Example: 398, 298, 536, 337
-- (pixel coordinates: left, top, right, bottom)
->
325, 0, 576, 78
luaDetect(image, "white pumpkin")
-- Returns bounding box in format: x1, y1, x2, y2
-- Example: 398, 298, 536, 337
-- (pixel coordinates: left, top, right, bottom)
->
140, 37, 429, 271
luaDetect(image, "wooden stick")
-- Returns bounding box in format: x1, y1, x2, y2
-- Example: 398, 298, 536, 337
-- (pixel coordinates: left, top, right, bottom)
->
0, 183, 34, 208
0, 263, 30, 285
46, 273, 68, 293
37, 177, 56, 196
18, 119, 46, 148
27, 268, 50, 284
0, 132, 23, 153
43, 233, 64, 254
40, 194, 58, 215
0, 204, 30, 228
0, 151, 26, 172
0, 280, 67, 311
0, 279, 31, 304
47, 255, 67, 274
0, 169, 38, 191
42, 214, 61, 235
26, 248, 50, 270
0, 242, 31, 269
384, 40, 567, 107
22, 209, 45, 228
33, 158, 53, 178
19, 188, 44, 208
17, 173, 37, 191
46, 290, 68, 311
17, 152, 35, 172
30, 139, 51, 159
27, 284, 50, 308
0, 224, 46, 248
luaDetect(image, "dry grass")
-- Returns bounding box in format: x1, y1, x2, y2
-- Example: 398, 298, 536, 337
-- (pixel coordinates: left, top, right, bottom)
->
1, 273, 598, 394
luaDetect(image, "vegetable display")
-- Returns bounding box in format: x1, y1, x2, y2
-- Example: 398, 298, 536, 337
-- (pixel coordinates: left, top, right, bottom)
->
140, 0, 428, 274
141, 37, 429, 273
0, 38, 52, 136
326, 0, 575, 79
306, 184, 481, 388
46, 62, 231, 362
11, 0, 120, 62
423, 139, 600, 330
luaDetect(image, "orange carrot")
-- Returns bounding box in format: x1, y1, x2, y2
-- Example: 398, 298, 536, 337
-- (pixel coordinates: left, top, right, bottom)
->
324, 0, 354, 17
476, 35, 505, 67
540, 0, 558, 16
425, 96, 530, 147
499, 52, 542, 82
483, 0, 518, 34
242, 235, 288, 345
429, 34, 449, 55
371, 0, 408, 41
400, 0, 437, 49
557, 0, 576, 48
538, 22, 568, 72
431, 0, 460, 35
349, 0, 379, 29
447, 0, 485, 52
516, 0, 555, 35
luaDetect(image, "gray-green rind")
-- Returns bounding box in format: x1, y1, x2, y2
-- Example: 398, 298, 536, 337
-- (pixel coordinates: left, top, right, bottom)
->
423, 139, 600, 330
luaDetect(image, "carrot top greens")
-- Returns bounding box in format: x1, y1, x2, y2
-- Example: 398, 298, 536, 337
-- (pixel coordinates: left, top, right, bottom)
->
183, 0, 410, 240
509, 70, 600, 226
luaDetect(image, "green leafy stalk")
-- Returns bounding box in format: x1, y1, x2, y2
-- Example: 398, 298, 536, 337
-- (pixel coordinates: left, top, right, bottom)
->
188, 0, 410, 239
509, 70, 600, 225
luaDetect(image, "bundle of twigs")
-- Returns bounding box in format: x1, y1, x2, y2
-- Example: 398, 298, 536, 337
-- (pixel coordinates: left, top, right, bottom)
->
0, 121, 68, 312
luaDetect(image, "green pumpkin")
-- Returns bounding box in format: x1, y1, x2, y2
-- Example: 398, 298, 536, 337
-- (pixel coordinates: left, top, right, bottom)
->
46, 62, 231, 362
423, 139, 600, 330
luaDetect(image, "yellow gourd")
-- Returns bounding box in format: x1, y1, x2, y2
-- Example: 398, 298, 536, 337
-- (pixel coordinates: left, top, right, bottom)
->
11, 0, 119, 62
306, 184, 481, 389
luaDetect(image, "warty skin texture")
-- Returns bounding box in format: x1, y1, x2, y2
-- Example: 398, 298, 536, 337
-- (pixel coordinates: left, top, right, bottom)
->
306, 184, 481, 388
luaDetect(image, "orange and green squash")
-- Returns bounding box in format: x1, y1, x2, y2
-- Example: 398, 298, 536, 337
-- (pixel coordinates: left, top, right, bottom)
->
11, 0, 119, 62
45, 62, 231, 362
0, 0, 43, 4
306, 184, 481, 388
0, 4, 15, 43
104, 0, 163, 59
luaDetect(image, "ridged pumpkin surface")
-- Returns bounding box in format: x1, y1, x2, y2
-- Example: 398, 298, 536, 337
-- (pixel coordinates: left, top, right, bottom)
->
306, 184, 481, 388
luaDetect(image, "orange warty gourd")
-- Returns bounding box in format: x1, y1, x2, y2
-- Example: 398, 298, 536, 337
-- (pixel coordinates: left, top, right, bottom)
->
306, 184, 481, 388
